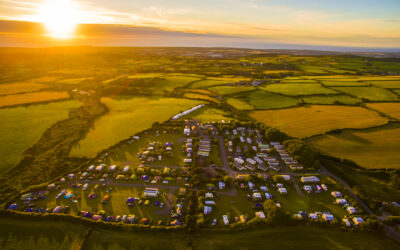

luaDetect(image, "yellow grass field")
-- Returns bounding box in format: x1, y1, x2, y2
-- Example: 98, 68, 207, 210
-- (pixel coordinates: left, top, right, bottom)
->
308, 123, 400, 169
183, 93, 220, 103
0, 82, 47, 95
0, 91, 70, 107
365, 102, 400, 120
250, 105, 388, 138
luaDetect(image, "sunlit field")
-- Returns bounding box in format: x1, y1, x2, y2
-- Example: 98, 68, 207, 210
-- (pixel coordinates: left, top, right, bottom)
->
251, 105, 388, 138
0, 100, 80, 172
308, 123, 400, 169
70, 96, 202, 157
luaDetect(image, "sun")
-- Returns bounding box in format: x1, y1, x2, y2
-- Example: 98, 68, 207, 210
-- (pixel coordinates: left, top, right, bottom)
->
37, 0, 80, 39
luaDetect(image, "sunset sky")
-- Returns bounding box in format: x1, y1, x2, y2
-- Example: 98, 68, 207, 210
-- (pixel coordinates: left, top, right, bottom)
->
0, 0, 399, 49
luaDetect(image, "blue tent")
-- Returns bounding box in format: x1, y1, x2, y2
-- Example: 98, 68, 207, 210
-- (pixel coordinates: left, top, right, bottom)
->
126, 197, 134, 202
8, 203, 17, 210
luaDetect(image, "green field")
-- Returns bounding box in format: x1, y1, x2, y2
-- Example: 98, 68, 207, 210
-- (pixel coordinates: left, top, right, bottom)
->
208, 86, 255, 95
366, 102, 400, 120
261, 83, 337, 96
0, 100, 80, 173
186, 107, 233, 122
70, 97, 202, 157
308, 123, 400, 169
226, 97, 254, 110
302, 95, 360, 105
190, 79, 228, 88
332, 87, 398, 101
369, 81, 400, 89
250, 105, 388, 138
321, 81, 369, 86
240, 90, 299, 110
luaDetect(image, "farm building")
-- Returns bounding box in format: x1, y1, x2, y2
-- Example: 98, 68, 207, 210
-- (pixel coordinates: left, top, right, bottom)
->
300, 176, 320, 183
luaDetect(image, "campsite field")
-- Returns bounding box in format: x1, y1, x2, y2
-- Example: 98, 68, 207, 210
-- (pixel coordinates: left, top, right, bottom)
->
250, 105, 388, 138
70, 96, 202, 157
106, 132, 185, 167
0, 100, 80, 173
0, 91, 70, 107
307, 123, 400, 169
34, 185, 175, 224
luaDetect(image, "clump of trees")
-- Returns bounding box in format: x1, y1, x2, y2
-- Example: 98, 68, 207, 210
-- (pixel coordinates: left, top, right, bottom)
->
283, 139, 320, 170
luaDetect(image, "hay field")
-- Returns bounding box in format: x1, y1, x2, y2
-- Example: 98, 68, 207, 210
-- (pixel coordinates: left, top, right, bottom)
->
0, 91, 70, 107
0, 82, 47, 95
366, 102, 400, 120
308, 123, 400, 169
250, 105, 388, 138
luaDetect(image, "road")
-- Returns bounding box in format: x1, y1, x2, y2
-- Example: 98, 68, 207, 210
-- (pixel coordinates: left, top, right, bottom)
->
217, 135, 238, 196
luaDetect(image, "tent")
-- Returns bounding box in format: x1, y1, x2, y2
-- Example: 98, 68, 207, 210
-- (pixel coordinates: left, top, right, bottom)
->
126, 197, 134, 203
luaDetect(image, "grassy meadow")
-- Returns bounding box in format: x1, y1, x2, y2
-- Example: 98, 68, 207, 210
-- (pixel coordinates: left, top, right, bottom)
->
239, 90, 299, 110
332, 87, 398, 101
70, 96, 202, 157
0, 100, 80, 173
261, 83, 338, 96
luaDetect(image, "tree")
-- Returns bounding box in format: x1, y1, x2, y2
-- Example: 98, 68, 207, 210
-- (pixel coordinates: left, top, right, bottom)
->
264, 127, 288, 142
263, 200, 279, 219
